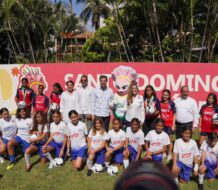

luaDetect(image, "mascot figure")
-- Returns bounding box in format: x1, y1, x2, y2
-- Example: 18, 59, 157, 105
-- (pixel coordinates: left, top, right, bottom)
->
110, 66, 138, 121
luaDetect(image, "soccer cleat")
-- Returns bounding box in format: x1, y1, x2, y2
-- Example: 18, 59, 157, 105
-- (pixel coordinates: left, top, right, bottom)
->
87, 169, 93, 176
6, 162, 15, 170
198, 184, 204, 190
0, 156, 4, 164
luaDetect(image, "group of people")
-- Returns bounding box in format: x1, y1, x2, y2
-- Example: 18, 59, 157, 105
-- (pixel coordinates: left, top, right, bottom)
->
0, 75, 218, 190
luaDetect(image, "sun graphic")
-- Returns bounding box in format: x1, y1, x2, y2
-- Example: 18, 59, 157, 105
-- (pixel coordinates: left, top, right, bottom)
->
11, 67, 20, 77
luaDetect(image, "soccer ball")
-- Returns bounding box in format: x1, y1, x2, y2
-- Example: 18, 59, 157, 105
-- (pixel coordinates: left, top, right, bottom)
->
146, 105, 156, 114
107, 165, 118, 176
92, 164, 103, 173
18, 101, 26, 109
212, 113, 218, 122
50, 103, 59, 111
30, 134, 38, 139
54, 158, 64, 167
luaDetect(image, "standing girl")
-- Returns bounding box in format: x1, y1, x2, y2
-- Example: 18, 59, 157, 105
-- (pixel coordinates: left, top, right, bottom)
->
143, 85, 160, 136
42, 110, 67, 169
0, 108, 17, 163
86, 118, 108, 176
7, 108, 33, 170
144, 118, 170, 162
105, 118, 125, 168
160, 89, 176, 161
199, 93, 218, 145
24, 111, 49, 171
50, 83, 63, 106
125, 83, 145, 129
123, 118, 144, 169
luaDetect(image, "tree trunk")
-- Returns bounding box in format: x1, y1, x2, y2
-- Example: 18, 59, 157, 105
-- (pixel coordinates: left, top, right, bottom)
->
26, 28, 36, 63
7, 32, 17, 58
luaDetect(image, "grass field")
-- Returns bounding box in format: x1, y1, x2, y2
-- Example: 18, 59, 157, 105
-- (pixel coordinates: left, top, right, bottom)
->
0, 130, 218, 190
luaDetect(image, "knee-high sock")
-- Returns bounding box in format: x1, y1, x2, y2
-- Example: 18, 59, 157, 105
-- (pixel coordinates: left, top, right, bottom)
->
24, 153, 30, 166
87, 159, 93, 170
123, 159, 129, 169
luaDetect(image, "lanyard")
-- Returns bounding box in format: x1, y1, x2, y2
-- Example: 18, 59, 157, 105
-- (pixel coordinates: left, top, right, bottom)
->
22, 88, 27, 101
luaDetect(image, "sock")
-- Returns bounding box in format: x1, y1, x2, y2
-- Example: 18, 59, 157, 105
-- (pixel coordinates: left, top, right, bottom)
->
174, 177, 178, 184
105, 162, 109, 167
123, 159, 129, 169
198, 174, 204, 184
44, 153, 53, 162
87, 159, 93, 170
24, 153, 30, 166
9, 155, 15, 163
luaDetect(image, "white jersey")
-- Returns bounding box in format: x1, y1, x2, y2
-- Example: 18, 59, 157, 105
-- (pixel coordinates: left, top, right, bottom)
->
15, 118, 33, 143
67, 121, 88, 150
0, 116, 17, 140
88, 129, 108, 149
126, 127, 144, 151
50, 121, 67, 144
174, 138, 199, 167
145, 130, 170, 152
201, 140, 218, 165
36, 124, 49, 138
108, 129, 125, 148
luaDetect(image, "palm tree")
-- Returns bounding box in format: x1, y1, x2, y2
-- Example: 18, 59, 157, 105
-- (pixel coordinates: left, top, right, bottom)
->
77, 0, 109, 30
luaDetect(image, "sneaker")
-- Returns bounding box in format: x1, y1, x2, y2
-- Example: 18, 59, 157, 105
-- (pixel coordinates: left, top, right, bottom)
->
6, 162, 15, 170
167, 154, 172, 162
87, 169, 93, 176
0, 156, 4, 164
49, 160, 55, 169
198, 184, 204, 190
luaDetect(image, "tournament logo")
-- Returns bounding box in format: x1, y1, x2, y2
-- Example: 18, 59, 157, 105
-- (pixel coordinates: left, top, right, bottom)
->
18, 65, 48, 93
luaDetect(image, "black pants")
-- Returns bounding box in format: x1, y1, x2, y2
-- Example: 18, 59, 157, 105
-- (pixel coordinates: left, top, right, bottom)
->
175, 121, 193, 139
95, 115, 110, 132
143, 117, 156, 136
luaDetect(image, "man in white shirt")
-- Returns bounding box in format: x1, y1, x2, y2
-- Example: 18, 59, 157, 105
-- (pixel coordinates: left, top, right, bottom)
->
75, 75, 94, 131
60, 81, 77, 124
93, 75, 113, 132
174, 86, 198, 139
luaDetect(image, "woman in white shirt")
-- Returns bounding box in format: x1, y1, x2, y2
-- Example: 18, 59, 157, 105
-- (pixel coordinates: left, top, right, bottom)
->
60, 80, 77, 124
7, 108, 33, 170
124, 83, 145, 129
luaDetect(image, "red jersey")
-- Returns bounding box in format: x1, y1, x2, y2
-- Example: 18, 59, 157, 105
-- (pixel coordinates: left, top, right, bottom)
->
50, 92, 61, 106
33, 94, 49, 113
200, 105, 218, 132
15, 87, 34, 109
160, 101, 176, 127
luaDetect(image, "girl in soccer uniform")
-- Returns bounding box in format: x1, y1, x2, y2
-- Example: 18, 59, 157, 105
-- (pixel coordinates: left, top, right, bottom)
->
7, 108, 33, 170
105, 118, 125, 167
67, 110, 88, 170
198, 133, 218, 189
160, 89, 176, 161
199, 93, 218, 145
123, 118, 144, 169
42, 110, 67, 169
50, 83, 63, 106
143, 85, 160, 136
33, 85, 49, 114
144, 118, 170, 162
0, 108, 17, 163
86, 118, 108, 176
24, 110, 49, 171
172, 126, 199, 184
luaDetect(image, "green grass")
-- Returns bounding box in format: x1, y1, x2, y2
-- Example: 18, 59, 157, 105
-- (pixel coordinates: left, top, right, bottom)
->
0, 129, 218, 190
0, 155, 218, 190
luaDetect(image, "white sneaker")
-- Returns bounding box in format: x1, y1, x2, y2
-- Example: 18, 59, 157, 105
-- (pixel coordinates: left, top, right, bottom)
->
49, 160, 55, 169
0, 156, 4, 164
167, 154, 172, 162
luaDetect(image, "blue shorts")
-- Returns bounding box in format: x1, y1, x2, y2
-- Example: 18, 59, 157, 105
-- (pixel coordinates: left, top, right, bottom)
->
177, 161, 192, 182
164, 126, 173, 135
94, 148, 106, 165
205, 160, 217, 179
110, 147, 124, 164
152, 154, 163, 162
1, 138, 9, 145
200, 132, 209, 136
32, 139, 47, 158
71, 146, 87, 160
14, 136, 30, 153
48, 141, 65, 158
128, 145, 137, 161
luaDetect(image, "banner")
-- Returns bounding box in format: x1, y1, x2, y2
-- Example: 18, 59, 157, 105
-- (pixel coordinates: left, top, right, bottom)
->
0, 63, 218, 113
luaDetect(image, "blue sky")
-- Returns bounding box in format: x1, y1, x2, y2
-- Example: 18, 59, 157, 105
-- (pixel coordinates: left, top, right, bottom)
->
50, 0, 94, 31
